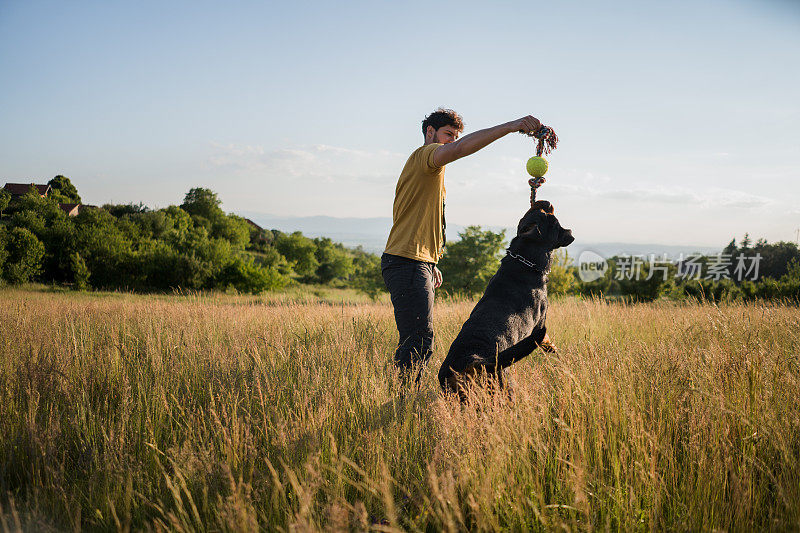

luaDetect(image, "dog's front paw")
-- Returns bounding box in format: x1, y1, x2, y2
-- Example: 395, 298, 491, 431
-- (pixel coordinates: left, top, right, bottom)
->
540, 339, 558, 353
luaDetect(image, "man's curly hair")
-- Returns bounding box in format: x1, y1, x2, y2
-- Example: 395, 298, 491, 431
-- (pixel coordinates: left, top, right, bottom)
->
422, 108, 464, 135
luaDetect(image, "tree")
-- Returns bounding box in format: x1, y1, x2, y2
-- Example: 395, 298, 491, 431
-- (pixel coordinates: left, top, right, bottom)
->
275, 232, 319, 279
0, 188, 9, 216
48, 175, 81, 203
181, 188, 224, 221
216, 256, 287, 293
212, 214, 250, 249
103, 202, 149, 217
608, 255, 676, 301
351, 247, 384, 300
438, 226, 506, 296
723, 238, 737, 256
246, 224, 274, 253
70, 252, 90, 290
0, 227, 8, 278
722, 236, 800, 282
548, 250, 575, 296
73, 208, 135, 288
751, 240, 800, 280
3, 227, 45, 283
313, 237, 354, 284
741, 233, 752, 249
574, 257, 615, 298
7, 192, 73, 282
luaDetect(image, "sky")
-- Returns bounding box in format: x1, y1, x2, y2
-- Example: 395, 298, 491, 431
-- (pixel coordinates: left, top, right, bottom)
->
1, 0, 798, 246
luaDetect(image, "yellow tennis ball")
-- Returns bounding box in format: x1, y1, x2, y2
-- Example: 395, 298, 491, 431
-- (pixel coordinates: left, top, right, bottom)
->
526, 156, 548, 177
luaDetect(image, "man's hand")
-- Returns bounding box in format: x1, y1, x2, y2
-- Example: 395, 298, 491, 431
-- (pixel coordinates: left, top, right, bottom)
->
433, 266, 443, 289
511, 115, 542, 135
432, 114, 543, 167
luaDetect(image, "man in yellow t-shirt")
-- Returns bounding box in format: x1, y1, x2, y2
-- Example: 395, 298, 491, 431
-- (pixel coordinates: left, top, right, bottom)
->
382, 108, 543, 384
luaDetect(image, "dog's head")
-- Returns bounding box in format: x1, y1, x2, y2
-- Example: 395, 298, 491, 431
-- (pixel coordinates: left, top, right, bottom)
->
513, 200, 574, 250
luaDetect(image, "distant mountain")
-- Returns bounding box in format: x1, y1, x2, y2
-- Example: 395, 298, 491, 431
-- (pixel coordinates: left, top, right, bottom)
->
239, 212, 721, 260
568, 242, 721, 261
240, 212, 490, 254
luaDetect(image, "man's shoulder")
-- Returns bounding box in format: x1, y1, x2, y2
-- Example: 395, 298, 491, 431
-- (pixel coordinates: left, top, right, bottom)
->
406, 143, 443, 173
407, 143, 441, 155
419, 142, 443, 153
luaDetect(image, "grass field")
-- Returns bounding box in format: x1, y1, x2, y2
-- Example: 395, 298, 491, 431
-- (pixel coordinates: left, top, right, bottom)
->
1, 286, 799, 531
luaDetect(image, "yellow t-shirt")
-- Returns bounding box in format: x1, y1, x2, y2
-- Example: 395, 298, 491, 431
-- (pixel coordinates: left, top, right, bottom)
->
384, 143, 446, 263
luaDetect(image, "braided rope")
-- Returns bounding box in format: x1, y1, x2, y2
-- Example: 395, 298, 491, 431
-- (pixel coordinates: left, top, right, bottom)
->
524, 125, 558, 206
528, 177, 544, 205
524, 125, 559, 156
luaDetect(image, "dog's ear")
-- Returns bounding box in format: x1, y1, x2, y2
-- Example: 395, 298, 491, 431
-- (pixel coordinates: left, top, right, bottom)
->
519, 216, 547, 242
517, 204, 550, 234
532, 200, 554, 215
520, 225, 544, 242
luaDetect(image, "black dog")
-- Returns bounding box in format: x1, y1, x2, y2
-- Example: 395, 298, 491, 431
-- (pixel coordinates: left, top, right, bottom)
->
438, 200, 574, 399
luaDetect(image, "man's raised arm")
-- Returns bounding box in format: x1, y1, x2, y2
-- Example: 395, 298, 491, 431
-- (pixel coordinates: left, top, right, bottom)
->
432, 115, 542, 168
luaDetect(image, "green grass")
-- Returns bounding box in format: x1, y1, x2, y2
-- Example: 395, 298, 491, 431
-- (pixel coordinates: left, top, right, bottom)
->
0, 287, 798, 531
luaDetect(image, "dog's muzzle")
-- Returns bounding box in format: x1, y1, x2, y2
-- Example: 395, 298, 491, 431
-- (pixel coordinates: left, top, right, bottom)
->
560, 229, 575, 247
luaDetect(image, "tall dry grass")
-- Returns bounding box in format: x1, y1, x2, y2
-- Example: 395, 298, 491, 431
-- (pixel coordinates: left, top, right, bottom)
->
0, 287, 798, 531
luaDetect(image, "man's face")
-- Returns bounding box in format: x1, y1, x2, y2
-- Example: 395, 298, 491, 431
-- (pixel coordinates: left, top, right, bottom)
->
426, 125, 460, 144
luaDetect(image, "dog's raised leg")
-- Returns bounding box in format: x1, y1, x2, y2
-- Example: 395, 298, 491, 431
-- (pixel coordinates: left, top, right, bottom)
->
491, 327, 549, 371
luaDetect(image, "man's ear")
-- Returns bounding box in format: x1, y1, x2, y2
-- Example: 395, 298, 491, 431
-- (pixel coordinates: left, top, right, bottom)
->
425, 125, 435, 142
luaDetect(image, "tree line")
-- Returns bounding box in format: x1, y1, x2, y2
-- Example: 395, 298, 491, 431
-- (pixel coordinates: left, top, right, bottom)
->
437, 227, 800, 302
1, 176, 797, 301
0, 178, 381, 294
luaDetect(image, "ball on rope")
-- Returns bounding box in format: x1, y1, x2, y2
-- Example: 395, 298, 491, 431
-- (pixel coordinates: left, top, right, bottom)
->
526, 156, 548, 178
522, 124, 558, 206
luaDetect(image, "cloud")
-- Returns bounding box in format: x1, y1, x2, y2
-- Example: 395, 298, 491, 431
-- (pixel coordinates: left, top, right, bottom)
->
709, 189, 772, 209
543, 181, 775, 210
596, 188, 699, 204
206, 142, 405, 183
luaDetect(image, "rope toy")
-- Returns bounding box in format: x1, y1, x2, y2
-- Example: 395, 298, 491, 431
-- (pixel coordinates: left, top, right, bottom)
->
523, 125, 559, 205
528, 125, 559, 157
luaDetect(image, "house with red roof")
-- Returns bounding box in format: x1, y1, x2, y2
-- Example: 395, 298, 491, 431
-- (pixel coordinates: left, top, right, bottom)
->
3, 182, 51, 199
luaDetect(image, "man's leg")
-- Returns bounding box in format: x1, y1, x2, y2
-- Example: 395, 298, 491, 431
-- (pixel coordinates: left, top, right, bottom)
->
381, 254, 434, 383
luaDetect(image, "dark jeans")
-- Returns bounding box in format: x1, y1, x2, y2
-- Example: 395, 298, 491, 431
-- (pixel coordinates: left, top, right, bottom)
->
381, 253, 435, 380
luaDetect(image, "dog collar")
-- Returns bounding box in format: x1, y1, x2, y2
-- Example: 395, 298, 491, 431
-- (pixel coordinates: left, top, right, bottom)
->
505, 249, 548, 273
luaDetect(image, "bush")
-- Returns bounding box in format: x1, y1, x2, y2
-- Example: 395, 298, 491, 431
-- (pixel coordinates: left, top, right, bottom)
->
3, 227, 45, 283
212, 214, 250, 249
275, 232, 319, 279
102, 202, 149, 218
0, 188, 10, 217
70, 252, 90, 290
217, 257, 287, 293
0, 226, 8, 277
351, 249, 384, 300
314, 237, 354, 284
73, 208, 136, 289
181, 188, 224, 221
438, 226, 506, 296
548, 250, 574, 296
47, 175, 81, 204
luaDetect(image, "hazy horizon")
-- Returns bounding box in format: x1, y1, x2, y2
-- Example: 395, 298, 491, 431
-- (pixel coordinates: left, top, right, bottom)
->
240, 211, 727, 259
